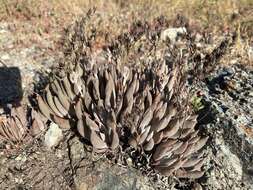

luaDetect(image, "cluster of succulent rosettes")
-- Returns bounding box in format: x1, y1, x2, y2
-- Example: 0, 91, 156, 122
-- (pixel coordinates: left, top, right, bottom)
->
0, 107, 30, 145
36, 61, 140, 151
151, 116, 208, 179
0, 105, 48, 147
125, 88, 208, 179
36, 63, 85, 129
35, 59, 208, 179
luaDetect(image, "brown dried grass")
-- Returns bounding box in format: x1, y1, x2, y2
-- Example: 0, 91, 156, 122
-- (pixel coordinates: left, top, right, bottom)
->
0, 0, 252, 65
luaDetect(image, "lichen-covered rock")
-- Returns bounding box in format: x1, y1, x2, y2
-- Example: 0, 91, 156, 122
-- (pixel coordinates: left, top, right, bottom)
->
194, 64, 253, 189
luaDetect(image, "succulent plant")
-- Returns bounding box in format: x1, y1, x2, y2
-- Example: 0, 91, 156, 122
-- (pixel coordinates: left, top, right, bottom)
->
150, 115, 208, 179
34, 12, 208, 180
0, 107, 29, 145
123, 74, 207, 179
35, 58, 207, 179
37, 63, 130, 152
30, 109, 47, 137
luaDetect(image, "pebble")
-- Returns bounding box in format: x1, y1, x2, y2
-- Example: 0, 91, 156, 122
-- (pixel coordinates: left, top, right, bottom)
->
161, 27, 187, 43
15, 154, 27, 162
44, 122, 63, 149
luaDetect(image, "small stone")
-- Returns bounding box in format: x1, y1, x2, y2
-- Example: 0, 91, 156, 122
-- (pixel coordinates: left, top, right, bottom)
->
126, 157, 133, 166
230, 59, 238, 64
44, 123, 63, 149
1, 53, 10, 60
161, 27, 187, 43
15, 154, 27, 162
195, 33, 203, 42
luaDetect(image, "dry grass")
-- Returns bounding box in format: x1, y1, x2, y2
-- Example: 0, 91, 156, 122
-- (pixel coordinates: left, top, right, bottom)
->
0, 0, 252, 64
1, 0, 252, 32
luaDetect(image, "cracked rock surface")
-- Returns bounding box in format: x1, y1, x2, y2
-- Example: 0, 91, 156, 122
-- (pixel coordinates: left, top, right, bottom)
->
0, 136, 158, 190
195, 64, 253, 189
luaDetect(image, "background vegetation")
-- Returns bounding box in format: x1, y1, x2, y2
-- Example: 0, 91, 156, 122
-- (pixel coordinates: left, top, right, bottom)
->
0, 0, 252, 64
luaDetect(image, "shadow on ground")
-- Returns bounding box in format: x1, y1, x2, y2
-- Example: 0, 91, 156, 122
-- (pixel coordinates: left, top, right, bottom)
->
0, 65, 23, 109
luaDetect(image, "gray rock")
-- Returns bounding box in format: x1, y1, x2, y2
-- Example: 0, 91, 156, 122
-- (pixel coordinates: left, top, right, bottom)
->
195, 64, 253, 189
67, 137, 162, 190
220, 144, 243, 178
74, 160, 156, 190
44, 123, 63, 148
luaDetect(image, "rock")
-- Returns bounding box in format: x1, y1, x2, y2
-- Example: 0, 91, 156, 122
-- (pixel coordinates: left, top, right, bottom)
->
15, 154, 27, 162
220, 144, 243, 178
44, 123, 63, 148
67, 139, 160, 190
74, 159, 156, 190
61, 137, 173, 190
161, 27, 187, 43
69, 137, 87, 164
195, 64, 253, 189
66, 136, 165, 190
204, 64, 253, 142
195, 33, 203, 42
